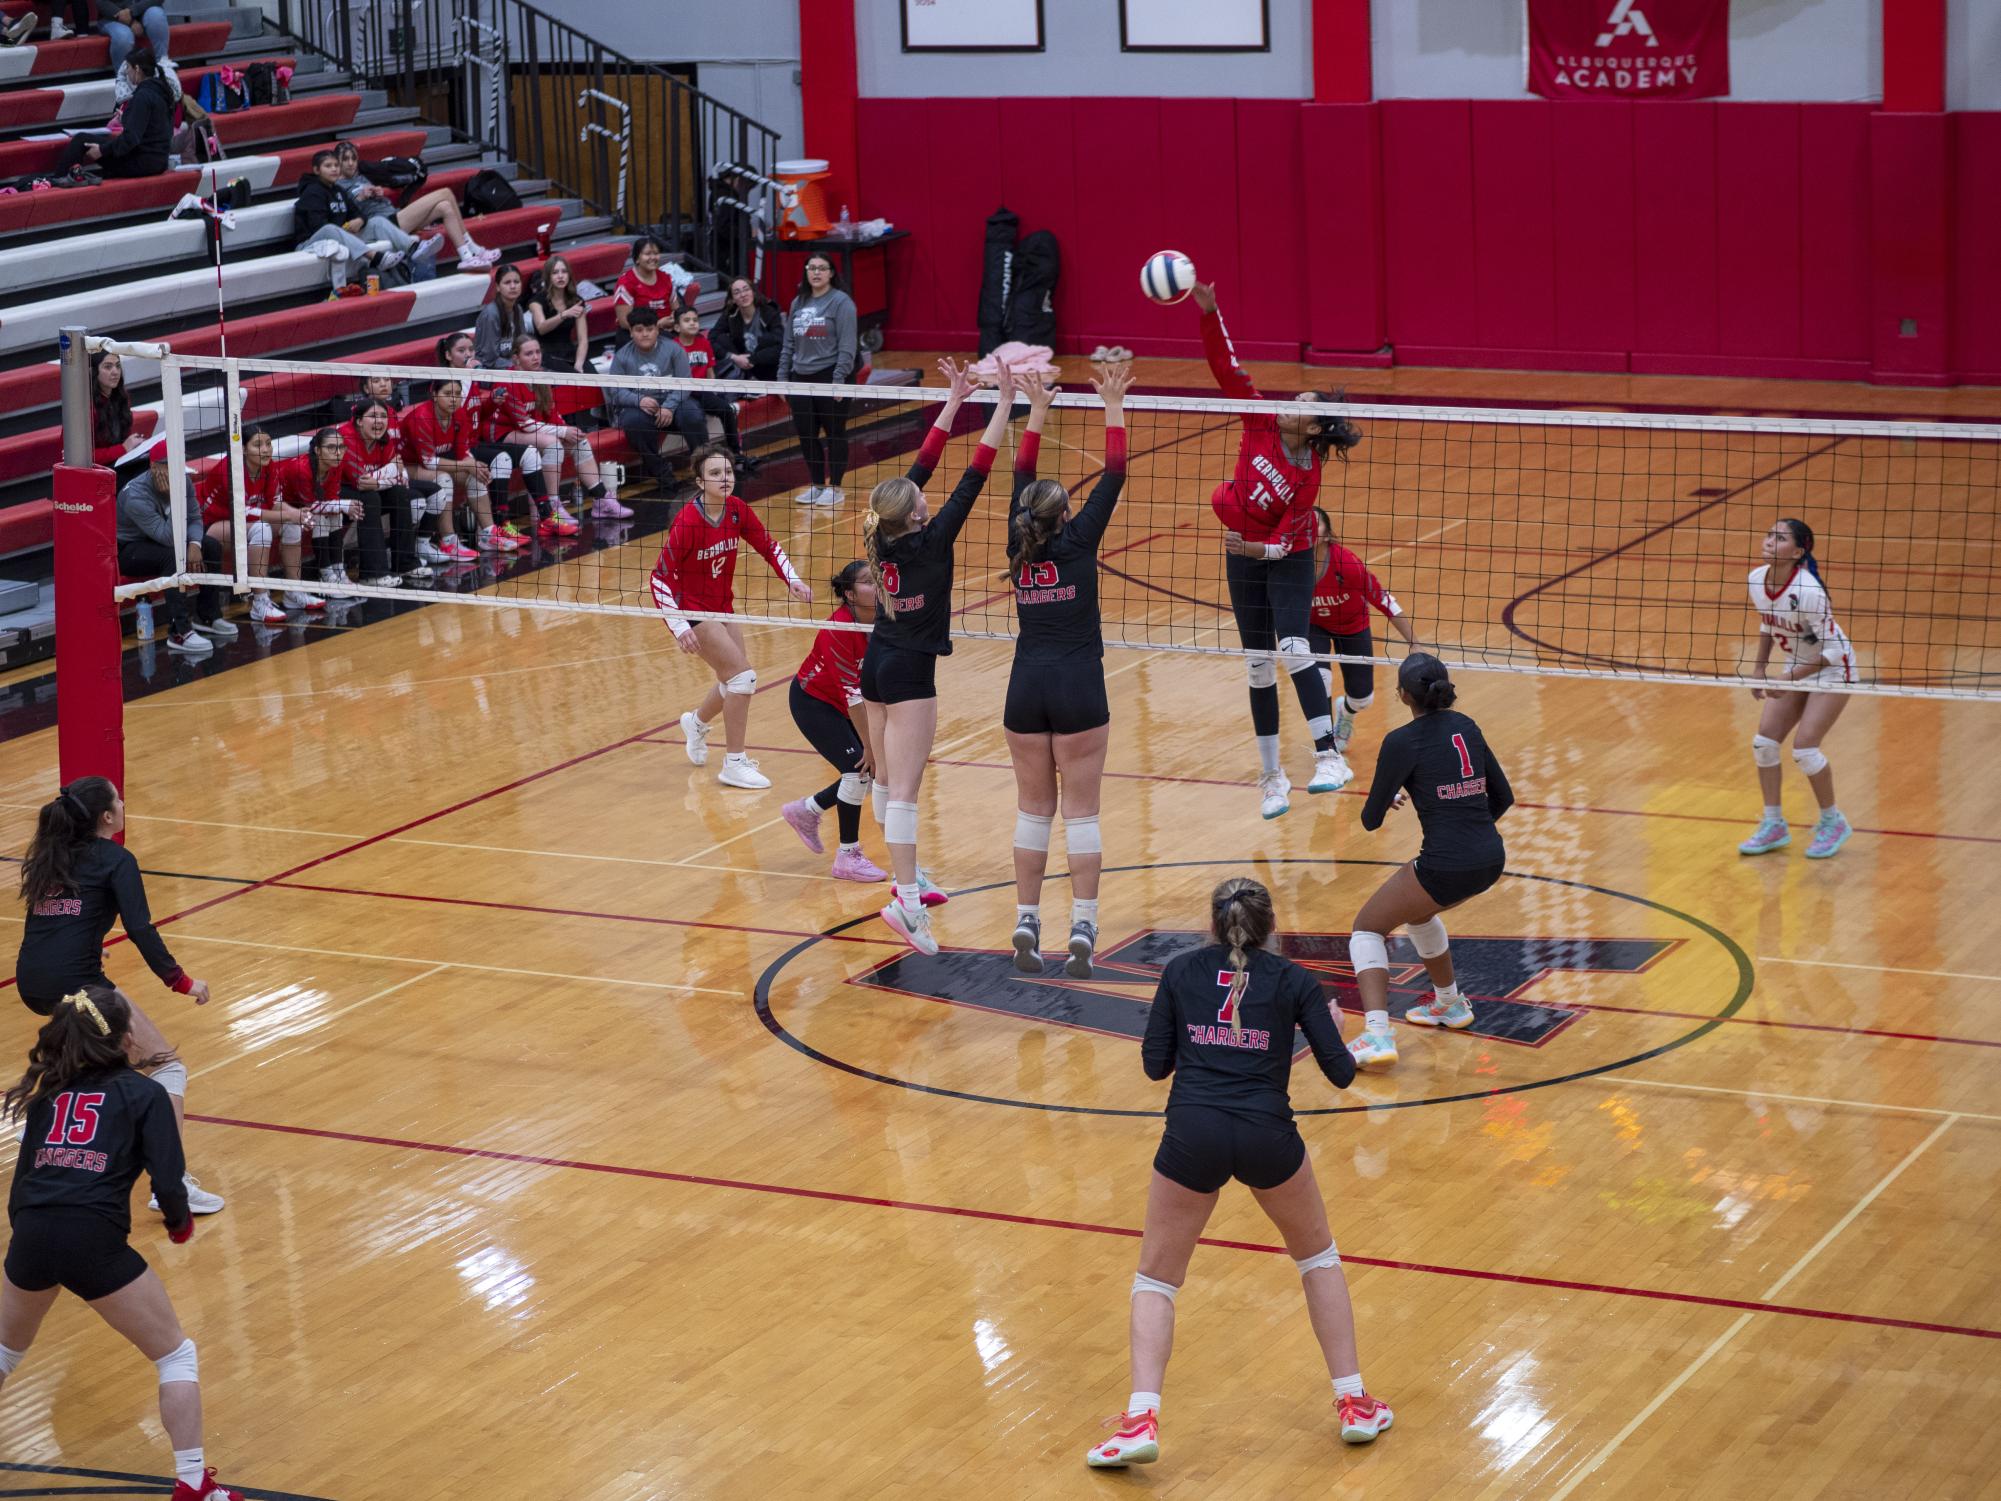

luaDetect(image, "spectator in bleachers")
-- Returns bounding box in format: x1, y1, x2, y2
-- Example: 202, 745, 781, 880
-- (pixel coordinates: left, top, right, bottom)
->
606, 306, 705, 497
401, 379, 500, 560
114, 441, 234, 656
778, 252, 858, 506
99, 3, 169, 71
711, 277, 784, 383
673, 305, 755, 475
293, 149, 402, 292
196, 426, 317, 625
275, 426, 360, 587
57, 48, 172, 183
438, 330, 546, 544
491, 336, 624, 524
330, 140, 498, 272
90, 351, 144, 465
1, 1, 88, 45
338, 398, 427, 587
527, 254, 591, 374
613, 235, 686, 336
472, 262, 527, 369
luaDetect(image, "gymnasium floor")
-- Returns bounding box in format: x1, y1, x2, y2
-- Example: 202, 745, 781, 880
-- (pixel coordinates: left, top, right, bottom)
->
0, 355, 1997, 1499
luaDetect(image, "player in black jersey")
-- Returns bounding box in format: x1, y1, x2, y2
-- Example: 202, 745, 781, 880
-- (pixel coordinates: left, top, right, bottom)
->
1004, 364, 1129, 980
13, 779, 224, 1214
1346, 655, 1513, 1071
861, 357, 1019, 955
0, 987, 246, 1501
1086, 878, 1393, 1469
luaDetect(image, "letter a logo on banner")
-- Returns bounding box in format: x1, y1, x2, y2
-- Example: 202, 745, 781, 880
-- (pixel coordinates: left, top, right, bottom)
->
1596, 0, 1657, 46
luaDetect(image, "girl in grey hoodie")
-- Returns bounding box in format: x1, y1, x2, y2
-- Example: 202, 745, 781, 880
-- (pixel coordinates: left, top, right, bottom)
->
777, 255, 859, 506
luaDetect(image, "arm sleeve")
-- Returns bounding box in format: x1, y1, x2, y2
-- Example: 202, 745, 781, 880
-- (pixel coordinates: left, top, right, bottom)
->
1014, 429, 1040, 478
905, 424, 948, 488
137, 1082, 190, 1232
740, 505, 803, 589
109, 852, 184, 988
831, 295, 858, 382
1142, 971, 1178, 1080
605, 354, 641, 417
928, 445, 997, 547
1359, 732, 1412, 831
776, 302, 794, 381
1484, 738, 1515, 822
1200, 305, 1261, 401
1294, 968, 1356, 1089
1069, 426, 1128, 550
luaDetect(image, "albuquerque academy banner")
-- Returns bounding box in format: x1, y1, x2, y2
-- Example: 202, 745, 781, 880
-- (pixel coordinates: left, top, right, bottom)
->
1527, 0, 1730, 100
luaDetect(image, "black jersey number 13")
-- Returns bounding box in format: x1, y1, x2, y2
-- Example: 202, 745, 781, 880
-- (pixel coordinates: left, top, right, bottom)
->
45, 1091, 105, 1146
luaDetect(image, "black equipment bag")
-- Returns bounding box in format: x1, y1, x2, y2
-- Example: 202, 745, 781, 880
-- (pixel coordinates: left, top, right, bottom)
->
976, 206, 1018, 356
1006, 228, 1060, 347
461, 168, 521, 216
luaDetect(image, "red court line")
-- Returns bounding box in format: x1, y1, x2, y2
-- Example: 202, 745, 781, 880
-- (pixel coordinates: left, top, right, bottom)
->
186, 1110, 2001, 1345
672, 740, 2000, 848
266, 878, 906, 949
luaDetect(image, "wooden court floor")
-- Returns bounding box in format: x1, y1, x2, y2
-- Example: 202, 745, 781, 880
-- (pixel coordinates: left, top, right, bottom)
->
0, 360, 1998, 1498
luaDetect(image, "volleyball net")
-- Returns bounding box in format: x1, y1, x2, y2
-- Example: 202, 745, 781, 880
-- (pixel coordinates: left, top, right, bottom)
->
117, 349, 2001, 700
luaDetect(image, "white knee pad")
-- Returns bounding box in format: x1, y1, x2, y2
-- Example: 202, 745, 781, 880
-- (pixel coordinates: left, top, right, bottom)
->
1278, 634, 1315, 676
1346, 691, 1374, 713
246, 519, 272, 549
422, 476, 450, 515
1131, 1271, 1180, 1303
150, 1059, 188, 1099
1793, 744, 1828, 776
837, 772, 867, 805
1349, 930, 1390, 975
1406, 916, 1448, 959
518, 445, 543, 474
884, 800, 918, 846
154, 1337, 198, 1386
1065, 815, 1102, 855
871, 780, 889, 823
489, 450, 514, 482
0, 1342, 24, 1376
279, 522, 303, 545
1246, 652, 1278, 690
1752, 734, 1782, 768
723, 668, 756, 696
1295, 1242, 1341, 1275
1013, 811, 1053, 852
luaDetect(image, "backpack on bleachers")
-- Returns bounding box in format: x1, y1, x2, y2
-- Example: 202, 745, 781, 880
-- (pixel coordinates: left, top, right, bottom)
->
197, 71, 248, 115
242, 62, 289, 108
462, 169, 521, 216
361, 156, 429, 195
170, 119, 224, 167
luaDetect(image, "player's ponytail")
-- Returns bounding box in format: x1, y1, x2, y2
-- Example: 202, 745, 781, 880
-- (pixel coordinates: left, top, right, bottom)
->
19, 776, 114, 906
1777, 517, 1825, 589
864, 477, 920, 602
1397, 652, 1457, 714
1210, 877, 1276, 1039
829, 560, 869, 608
2, 985, 169, 1121
1303, 391, 1363, 464
1008, 478, 1068, 569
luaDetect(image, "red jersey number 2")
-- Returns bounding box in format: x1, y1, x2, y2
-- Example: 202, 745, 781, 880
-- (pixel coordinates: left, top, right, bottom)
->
1451, 733, 1475, 779
45, 1091, 104, 1146
880, 563, 900, 595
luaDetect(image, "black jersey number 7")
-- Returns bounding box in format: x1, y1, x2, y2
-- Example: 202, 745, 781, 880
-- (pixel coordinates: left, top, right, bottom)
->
45, 1091, 105, 1146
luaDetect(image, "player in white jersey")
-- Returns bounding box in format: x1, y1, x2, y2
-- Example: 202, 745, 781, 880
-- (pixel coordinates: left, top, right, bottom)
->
1740, 518, 1855, 860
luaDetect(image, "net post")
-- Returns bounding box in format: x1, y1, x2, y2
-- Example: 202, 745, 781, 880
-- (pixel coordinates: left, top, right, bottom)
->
54, 325, 125, 800
225, 357, 249, 586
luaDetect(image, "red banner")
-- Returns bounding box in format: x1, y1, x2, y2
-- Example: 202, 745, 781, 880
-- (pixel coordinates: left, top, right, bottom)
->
1527, 0, 1730, 100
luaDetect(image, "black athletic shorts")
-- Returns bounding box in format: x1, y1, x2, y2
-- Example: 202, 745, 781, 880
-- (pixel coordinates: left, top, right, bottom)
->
789, 680, 865, 771
1413, 857, 1505, 909
1153, 1105, 1306, 1194
1003, 657, 1109, 736
16, 971, 110, 1018
5, 1208, 148, 1302
1308, 625, 1376, 705
859, 640, 937, 705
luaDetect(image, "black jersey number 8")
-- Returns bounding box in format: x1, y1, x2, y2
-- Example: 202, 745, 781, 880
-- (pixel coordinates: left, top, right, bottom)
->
45, 1091, 105, 1146
881, 563, 901, 595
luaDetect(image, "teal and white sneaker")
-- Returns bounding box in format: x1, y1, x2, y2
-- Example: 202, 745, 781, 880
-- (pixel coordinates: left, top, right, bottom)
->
915, 867, 950, 907
1308, 749, 1353, 793
1804, 810, 1853, 860
1331, 700, 1356, 750
1405, 995, 1474, 1030
1738, 816, 1791, 856
1348, 1027, 1398, 1071
1259, 769, 1292, 820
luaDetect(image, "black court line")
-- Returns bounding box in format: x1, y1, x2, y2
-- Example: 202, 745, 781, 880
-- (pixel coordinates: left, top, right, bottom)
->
0, 1462, 336, 1501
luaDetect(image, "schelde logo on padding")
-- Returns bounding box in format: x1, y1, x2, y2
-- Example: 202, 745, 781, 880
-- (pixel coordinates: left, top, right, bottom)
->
1596, 0, 1657, 47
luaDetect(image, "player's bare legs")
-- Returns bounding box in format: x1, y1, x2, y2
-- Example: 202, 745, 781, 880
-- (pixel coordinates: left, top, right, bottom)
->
1005, 728, 1058, 971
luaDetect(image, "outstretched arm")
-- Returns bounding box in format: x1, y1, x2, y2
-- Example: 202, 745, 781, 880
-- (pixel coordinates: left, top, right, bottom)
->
1012, 367, 1058, 498
907, 356, 978, 486
1070, 363, 1131, 549
1191, 281, 1260, 401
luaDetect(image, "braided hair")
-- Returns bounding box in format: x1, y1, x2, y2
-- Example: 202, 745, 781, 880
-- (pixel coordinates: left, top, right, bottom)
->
862, 476, 920, 604
1210, 877, 1276, 1039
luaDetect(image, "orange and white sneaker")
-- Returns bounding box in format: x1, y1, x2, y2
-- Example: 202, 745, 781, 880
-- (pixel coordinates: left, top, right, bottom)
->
172, 1468, 244, 1500
1337, 1392, 1394, 1445
1086, 1409, 1160, 1467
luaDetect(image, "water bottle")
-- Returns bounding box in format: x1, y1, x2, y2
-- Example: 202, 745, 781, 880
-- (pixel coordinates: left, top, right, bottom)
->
134, 598, 154, 640
835, 204, 852, 240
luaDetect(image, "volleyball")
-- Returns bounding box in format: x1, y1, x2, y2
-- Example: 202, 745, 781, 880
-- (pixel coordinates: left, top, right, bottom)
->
1140, 250, 1197, 305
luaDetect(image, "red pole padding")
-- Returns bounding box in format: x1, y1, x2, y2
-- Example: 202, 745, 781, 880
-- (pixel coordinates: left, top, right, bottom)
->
53, 462, 124, 799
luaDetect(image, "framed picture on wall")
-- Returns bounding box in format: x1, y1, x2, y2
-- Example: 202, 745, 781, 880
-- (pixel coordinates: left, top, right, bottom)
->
1119, 0, 1269, 52
900, 0, 1045, 53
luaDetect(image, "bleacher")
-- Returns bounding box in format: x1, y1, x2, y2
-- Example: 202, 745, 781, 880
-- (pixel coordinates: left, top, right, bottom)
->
0, 0, 847, 668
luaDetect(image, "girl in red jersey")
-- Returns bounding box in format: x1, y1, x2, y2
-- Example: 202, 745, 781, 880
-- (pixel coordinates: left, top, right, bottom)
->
399, 380, 494, 561
673, 305, 754, 472
438, 330, 548, 545
197, 427, 318, 622
273, 428, 361, 590
613, 234, 685, 335
1190, 283, 1363, 821
337, 398, 427, 587
655, 444, 813, 789
488, 336, 620, 524
780, 562, 887, 883
1306, 507, 1420, 791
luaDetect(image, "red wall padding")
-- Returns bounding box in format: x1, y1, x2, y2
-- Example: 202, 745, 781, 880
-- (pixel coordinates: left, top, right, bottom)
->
1550, 101, 1636, 358
1379, 100, 1475, 348
1716, 104, 1802, 360
1869, 111, 1953, 382
1299, 103, 1380, 355
1800, 107, 1871, 365
1951, 113, 2001, 380
1470, 102, 1556, 353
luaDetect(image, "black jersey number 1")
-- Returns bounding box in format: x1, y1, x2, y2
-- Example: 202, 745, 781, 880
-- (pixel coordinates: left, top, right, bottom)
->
1452, 733, 1475, 779
45, 1090, 105, 1146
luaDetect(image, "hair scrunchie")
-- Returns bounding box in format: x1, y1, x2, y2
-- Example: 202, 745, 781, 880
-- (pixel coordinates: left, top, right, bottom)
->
60, 991, 110, 1037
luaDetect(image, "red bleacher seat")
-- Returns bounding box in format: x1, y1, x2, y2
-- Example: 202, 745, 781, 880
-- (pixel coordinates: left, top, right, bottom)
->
0, 91, 363, 174
0, 56, 294, 129
23, 21, 234, 77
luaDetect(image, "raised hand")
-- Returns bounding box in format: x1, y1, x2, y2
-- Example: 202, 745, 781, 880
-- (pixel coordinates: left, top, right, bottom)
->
937, 356, 975, 403
1021, 368, 1060, 414
1091, 362, 1133, 409
1190, 281, 1217, 314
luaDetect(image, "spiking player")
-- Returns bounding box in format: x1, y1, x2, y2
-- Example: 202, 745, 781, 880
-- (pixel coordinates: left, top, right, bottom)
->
1189, 282, 1363, 820
1307, 506, 1420, 791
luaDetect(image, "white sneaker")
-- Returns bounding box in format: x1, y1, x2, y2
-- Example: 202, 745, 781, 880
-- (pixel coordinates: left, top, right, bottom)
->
49, 17, 74, 38
1259, 769, 1292, 820
795, 486, 826, 506
361, 574, 403, 588
376, 248, 406, 272
1308, 749, 1354, 793
280, 589, 321, 611
881, 899, 938, 956
717, 754, 771, 790
150, 1173, 226, 1215
1349, 1027, 1399, 1071
416, 538, 450, 565
166, 631, 213, 655
812, 486, 845, 506
679, 710, 711, 766
246, 592, 287, 624
402, 563, 434, 583
193, 616, 238, 640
